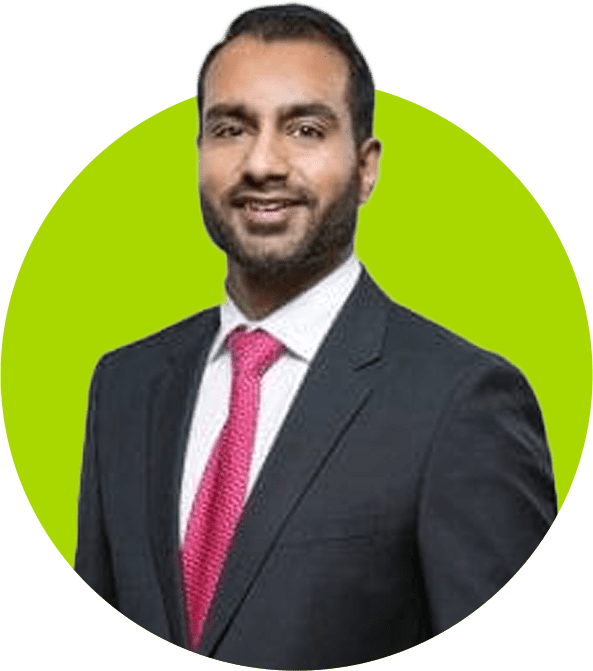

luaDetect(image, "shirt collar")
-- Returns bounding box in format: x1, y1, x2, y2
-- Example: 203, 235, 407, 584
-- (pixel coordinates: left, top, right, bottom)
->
210, 254, 361, 363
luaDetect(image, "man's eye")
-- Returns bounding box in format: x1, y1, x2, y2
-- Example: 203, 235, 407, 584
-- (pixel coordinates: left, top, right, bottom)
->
211, 124, 245, 138
290, 124, 325, 139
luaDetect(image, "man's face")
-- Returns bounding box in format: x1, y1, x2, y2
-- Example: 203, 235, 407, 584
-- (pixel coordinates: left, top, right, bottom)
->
198, 36, 375, 279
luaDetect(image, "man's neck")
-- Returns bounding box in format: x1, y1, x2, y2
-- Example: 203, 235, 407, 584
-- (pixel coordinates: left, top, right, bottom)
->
225, 248, 352, 321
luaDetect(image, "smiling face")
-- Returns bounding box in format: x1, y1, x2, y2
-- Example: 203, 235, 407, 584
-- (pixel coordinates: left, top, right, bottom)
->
198, 35, 379, 281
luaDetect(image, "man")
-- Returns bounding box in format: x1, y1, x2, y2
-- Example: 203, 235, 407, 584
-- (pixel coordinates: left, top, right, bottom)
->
75, 5, 557, 668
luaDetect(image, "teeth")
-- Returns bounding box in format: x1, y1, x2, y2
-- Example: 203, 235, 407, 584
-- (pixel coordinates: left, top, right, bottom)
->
247, 200, 289, 211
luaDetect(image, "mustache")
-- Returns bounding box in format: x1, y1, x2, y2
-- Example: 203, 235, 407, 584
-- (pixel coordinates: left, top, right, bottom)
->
226, 182, 315, 207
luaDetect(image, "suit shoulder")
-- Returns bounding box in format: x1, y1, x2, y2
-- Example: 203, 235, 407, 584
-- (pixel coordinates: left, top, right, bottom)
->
372, 294, 544, 437
350, 271, 521, 383
95, 307, 219, 375
380, 292, 517, 377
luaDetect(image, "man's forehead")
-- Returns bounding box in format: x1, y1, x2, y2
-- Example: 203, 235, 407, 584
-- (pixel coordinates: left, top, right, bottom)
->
202, 35, 350, 112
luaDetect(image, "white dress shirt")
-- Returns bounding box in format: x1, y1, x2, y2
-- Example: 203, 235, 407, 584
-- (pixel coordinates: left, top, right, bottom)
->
179, 254, 362, 543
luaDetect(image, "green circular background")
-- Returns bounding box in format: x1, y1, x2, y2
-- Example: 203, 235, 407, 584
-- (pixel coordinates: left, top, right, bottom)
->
2, 92, 591, 565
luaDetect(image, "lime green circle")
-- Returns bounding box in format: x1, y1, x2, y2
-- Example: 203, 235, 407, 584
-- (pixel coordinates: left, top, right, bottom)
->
2, 93, 591, 566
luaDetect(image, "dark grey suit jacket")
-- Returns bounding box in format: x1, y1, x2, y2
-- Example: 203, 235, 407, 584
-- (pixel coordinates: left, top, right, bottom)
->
75, 269, 557, 669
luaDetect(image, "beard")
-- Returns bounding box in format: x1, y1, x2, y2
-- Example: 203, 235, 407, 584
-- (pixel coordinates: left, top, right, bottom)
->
199, 172, 360, 284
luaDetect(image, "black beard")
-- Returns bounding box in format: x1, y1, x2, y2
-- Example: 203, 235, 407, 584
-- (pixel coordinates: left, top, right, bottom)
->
199, 173, 360, 285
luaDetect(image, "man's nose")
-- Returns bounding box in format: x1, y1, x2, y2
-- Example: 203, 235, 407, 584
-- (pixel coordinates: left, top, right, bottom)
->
242, 129, 289, 185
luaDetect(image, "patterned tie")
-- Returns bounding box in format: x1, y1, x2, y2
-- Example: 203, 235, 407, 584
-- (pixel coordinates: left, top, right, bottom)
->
181, 327, 284, 650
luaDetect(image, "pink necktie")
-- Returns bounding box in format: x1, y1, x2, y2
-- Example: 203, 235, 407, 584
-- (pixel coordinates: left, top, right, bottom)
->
181, 327, 284, 650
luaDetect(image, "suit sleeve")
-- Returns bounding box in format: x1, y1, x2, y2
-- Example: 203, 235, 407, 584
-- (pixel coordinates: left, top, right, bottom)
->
74, 359, 117, 606
417, 361, 557, 634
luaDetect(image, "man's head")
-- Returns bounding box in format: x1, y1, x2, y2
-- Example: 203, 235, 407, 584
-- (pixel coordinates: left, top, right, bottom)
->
197, 5, 376, 147
197, 4, 381, 283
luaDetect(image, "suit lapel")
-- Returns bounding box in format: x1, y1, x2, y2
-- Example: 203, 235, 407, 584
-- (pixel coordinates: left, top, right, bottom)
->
146, 309, 220, 648
199, 271, 390, 657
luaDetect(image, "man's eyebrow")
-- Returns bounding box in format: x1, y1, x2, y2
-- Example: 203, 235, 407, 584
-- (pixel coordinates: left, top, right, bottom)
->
278, 103, 339, 126
204, 103, 254, 125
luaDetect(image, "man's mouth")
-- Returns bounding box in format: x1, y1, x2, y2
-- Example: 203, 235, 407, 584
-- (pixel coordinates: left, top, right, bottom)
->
232, 193, 309, 209
243, 199, 300, 212
231, 196, 309, 226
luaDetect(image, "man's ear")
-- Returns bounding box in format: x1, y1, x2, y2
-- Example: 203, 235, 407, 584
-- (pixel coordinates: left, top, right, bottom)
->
357, 137, 382, 205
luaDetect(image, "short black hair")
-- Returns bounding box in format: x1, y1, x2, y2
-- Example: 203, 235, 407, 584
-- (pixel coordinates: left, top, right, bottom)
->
197, 4, 375, 145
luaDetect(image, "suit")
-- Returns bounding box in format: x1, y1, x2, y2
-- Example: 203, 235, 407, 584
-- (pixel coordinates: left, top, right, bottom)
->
75, 268, 557, 669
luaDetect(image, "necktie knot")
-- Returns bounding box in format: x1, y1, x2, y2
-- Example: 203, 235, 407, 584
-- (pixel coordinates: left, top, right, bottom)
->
227, 327, 285, 378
